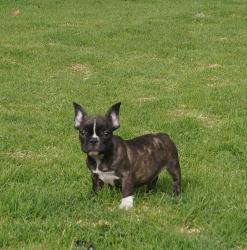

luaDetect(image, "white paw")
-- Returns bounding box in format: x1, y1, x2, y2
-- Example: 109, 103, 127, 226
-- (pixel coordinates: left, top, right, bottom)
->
119, 196, 134, 210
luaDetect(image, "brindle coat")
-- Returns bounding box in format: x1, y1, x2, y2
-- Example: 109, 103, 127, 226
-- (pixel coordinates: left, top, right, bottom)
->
87, 133, 181, 198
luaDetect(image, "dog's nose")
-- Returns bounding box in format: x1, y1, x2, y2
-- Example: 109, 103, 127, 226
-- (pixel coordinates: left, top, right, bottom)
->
89, 138, 99, 145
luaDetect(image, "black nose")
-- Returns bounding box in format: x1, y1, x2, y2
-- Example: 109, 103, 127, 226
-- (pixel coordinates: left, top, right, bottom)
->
89, 138, 99, 145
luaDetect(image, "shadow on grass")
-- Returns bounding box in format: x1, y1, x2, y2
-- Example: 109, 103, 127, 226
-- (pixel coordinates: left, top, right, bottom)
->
134, 174, 200, 196
80, 174, 200, 208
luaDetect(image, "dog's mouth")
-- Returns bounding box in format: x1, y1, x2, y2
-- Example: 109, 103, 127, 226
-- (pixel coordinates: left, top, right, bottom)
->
85, 144, 102, 155
88, 151, 100, 156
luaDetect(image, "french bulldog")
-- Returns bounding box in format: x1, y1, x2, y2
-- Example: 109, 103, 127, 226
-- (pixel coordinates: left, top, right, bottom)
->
73, 102, 181, 210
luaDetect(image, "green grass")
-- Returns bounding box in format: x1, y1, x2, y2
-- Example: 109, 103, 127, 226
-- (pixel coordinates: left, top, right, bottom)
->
1, 0, 247, 249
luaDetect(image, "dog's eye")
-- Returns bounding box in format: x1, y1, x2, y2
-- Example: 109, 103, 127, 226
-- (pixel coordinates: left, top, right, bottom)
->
103, 131, 110, 136
80, 129, 87, 136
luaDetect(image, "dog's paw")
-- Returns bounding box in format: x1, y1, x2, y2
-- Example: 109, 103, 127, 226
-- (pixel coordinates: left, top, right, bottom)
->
119, 196, 133, 210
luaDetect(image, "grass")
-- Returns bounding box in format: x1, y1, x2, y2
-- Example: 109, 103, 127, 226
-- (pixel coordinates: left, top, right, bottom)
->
1, 0, 247, 249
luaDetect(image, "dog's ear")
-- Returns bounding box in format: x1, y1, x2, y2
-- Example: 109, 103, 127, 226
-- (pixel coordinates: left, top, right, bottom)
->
105, 102, 121, 130
73, 102, 87, 129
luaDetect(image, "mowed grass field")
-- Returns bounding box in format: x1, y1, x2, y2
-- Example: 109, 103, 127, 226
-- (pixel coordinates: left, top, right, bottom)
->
1, 0, 247, 249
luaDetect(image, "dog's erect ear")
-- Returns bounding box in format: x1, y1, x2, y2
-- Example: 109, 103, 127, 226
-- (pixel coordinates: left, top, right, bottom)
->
105, 102, 121, 130
73, 102, 87, 129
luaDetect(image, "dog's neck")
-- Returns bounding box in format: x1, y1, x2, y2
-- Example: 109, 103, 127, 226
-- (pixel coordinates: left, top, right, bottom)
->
87, 141, 114, 167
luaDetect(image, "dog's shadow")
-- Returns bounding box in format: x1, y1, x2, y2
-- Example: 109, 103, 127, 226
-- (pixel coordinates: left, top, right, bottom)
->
86, 174, 199, 204
135, 174, 199, 197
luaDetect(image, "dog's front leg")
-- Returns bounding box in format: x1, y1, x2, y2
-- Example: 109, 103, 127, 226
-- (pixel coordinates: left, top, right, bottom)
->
92, 174, 104, 194
119, 174, 134, 210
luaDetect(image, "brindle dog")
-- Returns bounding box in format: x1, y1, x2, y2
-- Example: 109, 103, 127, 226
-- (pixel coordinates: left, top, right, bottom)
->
73, 102, 181, 210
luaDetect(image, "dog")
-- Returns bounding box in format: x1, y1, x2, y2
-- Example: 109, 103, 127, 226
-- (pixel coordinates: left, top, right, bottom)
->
73, 102, 181, 210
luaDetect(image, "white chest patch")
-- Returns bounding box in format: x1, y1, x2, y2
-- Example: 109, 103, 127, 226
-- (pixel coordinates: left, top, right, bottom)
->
93, 169, 120, 185
92, 158, 119, 185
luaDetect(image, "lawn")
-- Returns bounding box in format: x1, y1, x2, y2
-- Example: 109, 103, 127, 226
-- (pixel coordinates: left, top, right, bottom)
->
0, 0, 247, 249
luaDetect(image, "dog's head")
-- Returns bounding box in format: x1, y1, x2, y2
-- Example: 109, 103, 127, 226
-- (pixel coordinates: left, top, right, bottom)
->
73, 102, 121, 156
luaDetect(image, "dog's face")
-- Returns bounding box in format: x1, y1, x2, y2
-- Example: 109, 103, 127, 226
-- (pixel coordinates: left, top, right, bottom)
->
73, 102, 121, 155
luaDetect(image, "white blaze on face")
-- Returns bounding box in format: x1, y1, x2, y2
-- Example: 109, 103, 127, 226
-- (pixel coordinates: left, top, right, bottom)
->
92, 119, 99, 140
119, 196, 134, 210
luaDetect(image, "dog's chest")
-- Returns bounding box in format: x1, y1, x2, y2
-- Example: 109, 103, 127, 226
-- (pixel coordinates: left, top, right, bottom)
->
92, 159, 119, 186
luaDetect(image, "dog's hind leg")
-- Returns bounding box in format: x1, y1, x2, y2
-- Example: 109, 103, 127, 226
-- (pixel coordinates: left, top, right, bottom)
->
146, 176, 158, 193
166, 159, 181, 195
